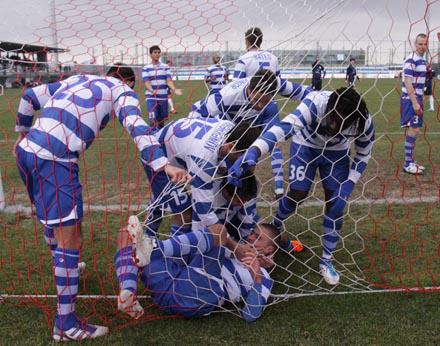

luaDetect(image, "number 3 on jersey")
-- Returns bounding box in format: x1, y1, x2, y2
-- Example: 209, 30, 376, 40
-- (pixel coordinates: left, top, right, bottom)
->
289, 164, 305, 181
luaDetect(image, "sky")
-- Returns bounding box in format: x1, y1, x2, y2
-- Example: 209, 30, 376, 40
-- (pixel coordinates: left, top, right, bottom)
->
0, 0, 438, 65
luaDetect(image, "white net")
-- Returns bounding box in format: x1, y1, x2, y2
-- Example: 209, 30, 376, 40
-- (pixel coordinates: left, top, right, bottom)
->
0, 0, 439, 332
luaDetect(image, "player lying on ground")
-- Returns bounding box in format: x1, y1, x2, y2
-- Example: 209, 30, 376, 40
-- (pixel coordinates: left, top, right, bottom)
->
229, 87, 375, 285
141, 117, 261, 246
116, 217, 280, 322
14, 66, 189, 342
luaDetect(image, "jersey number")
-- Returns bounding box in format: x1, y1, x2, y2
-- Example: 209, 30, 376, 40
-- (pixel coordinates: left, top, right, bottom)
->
289, 165, 306, 181
174, 120, 212, 139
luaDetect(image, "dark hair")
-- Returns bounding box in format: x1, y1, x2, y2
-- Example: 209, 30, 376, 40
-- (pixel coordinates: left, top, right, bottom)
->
221, 171, 258, 202
149, 45, 161, 54
258, 223, 283, 249
245, 27, 263, 48
106, 63, 135, 85
248, 69, 278, 96
225, 122, 262, 151
349, 57, 356, 62
325, 87, 369, 135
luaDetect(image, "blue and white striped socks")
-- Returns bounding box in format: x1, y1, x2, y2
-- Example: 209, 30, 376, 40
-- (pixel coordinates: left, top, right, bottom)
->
321, 211, 344, 265
115, 246, 138, 294
271, 146, 284, 195
404, 134, 416, 167
54, 248, 80, 331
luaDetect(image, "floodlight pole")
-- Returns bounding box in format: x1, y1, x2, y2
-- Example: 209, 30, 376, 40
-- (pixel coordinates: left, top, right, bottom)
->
50, 0, 60, 69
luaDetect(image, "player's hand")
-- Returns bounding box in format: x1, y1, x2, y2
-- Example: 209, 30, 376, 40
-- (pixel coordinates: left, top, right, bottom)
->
257, 254, 275, 268
241, 252, 262, 283
211, 75, 217, 81
164, 164, 191, 184
12, 132, 26, 157
173, 89, 183, 96
234, 242, 257, 261
228, 147, 260, 187
412, 102, 422, 115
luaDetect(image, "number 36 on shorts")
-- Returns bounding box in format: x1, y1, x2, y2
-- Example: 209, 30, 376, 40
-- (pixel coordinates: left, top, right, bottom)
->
289, 164, 306, 181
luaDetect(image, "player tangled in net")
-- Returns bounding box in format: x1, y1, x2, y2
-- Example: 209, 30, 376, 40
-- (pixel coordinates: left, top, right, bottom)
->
12, 24, 380, 341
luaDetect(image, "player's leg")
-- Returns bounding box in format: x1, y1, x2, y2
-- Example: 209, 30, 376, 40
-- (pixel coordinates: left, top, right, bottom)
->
400, 97, 424, 174
270, 145, 284, 198
25, 157, 108, 340
157, 99, 169, 129
318, 150, 350, 285
272, 142, 317, 251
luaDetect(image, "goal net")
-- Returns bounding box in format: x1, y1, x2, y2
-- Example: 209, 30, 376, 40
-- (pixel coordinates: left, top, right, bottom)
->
0, 0, 439, 332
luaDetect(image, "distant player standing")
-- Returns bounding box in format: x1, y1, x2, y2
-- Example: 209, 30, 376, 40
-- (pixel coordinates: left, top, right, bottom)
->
345, 57, 359, 87
233, 27, 284, 198
424, 63, 435, 112
142, 46, 182, 129
400, 33, 428, 174
14, 67, 188, 341
204, 53, 229, 94
311, 57, 326, 90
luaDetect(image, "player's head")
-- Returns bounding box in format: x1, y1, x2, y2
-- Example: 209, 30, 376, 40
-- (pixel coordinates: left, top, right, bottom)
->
149, 45, 161, 61
245, 27, 263, 49
349, 57, 356, 65
106, 63, 135, 88
220, 122, 262, 162
212, 53, 221, 64
324, 87, 369, 136
220, 171, 258, 207
247, 69, 278, 111
414, 33, 428, 56
247, 223, 281, 257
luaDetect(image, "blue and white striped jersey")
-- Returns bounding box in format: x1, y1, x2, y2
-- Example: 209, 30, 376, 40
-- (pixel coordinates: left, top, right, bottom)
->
142, 62, 171, 100
192, 77, 310, 130
222, 257, 272, 322
155, 117, 235, 229
401, 52, 427, 98
233, 50, 280, 79
15, 75, 167, 171
253, 91, 375, 183
205, 64, 229, 91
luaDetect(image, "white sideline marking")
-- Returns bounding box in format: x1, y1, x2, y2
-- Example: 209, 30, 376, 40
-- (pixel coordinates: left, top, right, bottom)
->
1, 131, 440, 143
1, 196, 438, 215
1, 286, 439, 301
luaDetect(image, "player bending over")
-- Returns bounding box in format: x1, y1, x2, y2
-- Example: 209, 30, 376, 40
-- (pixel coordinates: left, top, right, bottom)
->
117, 218, 279, 322
141, 117, 261, 249
229, 87, 374, 285
14, 66, 188, 341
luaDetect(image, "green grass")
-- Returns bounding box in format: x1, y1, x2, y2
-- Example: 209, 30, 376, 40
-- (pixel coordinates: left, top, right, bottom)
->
0, 78, 439, 344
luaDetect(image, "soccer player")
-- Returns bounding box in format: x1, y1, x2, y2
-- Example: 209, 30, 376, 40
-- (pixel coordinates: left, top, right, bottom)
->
142, 46, 182, 129
229, 87, 374, 285
345, 57, 359, 87
233, 27, 284, 197
140, 117, 261, 244
311, 57, 326, 91
117, 219, 279, 322
14, 66, 189, 341
204, 53, 229, 94
400, 33, 428, 174
425, 63, 435, 112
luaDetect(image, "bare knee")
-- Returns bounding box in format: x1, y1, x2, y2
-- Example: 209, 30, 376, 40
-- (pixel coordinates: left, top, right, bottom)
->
54, 223, 82, 249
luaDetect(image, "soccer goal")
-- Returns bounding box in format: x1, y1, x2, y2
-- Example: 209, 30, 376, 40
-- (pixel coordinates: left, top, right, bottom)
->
0, 0, 439, 340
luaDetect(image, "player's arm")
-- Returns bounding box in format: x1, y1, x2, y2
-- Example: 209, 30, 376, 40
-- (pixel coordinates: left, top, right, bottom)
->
233, 59, 246, 80
15, 81, 63, 133
113, 86, 168, 171
240, 257, 273, 323
166, 67, 182, 95
142, 68, 155, 95
349, 116, 375, 184
277, 78, 311, 101
204, 69, 212, 84
403, 60, 421, 113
